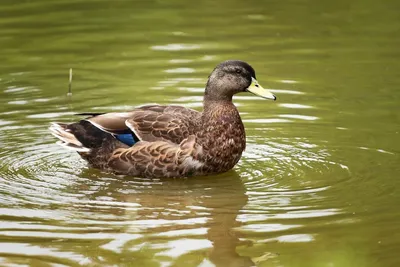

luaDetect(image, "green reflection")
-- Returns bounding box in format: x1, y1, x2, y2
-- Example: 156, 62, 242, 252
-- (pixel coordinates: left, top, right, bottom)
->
1, 0, 400, 266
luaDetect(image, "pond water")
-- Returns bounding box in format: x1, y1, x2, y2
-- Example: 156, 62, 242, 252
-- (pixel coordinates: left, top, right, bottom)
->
0, 0, 399, 266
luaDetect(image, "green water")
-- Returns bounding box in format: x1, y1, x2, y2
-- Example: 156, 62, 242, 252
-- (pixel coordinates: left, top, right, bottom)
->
1, 0, 400, 266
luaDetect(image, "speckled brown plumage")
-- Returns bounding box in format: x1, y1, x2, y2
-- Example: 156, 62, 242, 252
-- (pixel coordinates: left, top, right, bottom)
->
49, 60, 276, 178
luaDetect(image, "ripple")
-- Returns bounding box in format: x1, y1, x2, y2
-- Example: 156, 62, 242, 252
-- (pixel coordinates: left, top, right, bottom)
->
8, 100, 28, 105
156, 239, 212, 258
1, 0, 399, 265
237, 133, 352, 233
244, 118, 292, 123
247, 14, 267, 20
4, 86, 39, 94
157, 77, 204, 87
0, 120, 254, 265
177, 86, 204, 93
278, 114, 319, 121
169, 59, 193, 64
33, 98, 54, 102
26, 112, 75, 119
264, 234, 315, 243
151, 43, 202, 51
0, 120, 13, 126
359, 146, 396, 155
0, 100, 391, 267
270, 89, 305, 95
279, 103, 313, 109
0, 243, 86, 265
164, 67, 196, 73
279, 79, 298, 84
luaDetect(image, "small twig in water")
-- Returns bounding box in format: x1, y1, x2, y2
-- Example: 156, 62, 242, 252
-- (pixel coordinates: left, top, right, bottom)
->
67, 68, 72, 96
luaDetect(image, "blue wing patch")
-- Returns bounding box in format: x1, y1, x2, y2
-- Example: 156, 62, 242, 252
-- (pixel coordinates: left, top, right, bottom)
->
116, 133, 137, 146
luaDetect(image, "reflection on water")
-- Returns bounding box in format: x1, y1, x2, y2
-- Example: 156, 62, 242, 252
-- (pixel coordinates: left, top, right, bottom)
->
0, 107, 351, 266
1, 0, 400, 266
1, 156, 254, 266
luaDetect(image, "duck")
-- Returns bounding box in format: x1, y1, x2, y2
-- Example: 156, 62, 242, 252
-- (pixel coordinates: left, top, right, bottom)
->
49, 60, 276, 178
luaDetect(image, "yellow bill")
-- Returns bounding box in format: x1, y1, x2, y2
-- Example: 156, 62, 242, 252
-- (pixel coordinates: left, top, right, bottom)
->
247, 77, 276, 100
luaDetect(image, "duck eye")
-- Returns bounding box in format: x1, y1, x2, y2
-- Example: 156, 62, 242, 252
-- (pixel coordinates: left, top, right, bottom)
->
235, 69, 242, 74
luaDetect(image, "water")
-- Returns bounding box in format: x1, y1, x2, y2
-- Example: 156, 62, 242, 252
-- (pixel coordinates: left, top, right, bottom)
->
1, 0, 399, 266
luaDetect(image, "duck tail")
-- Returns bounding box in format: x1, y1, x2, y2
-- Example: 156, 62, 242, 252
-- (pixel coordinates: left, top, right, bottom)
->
49, 122, 91, 153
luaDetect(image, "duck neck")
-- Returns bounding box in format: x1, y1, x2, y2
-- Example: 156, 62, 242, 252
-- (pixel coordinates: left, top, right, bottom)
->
202, 98, 239, 124
203, 77, 234, 103
198, 97, 246, 170
200, 82, 245, 143
201, 97, 246, 145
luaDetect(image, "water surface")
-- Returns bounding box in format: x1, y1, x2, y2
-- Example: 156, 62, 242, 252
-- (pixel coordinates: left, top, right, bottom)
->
1, 0, 399, 266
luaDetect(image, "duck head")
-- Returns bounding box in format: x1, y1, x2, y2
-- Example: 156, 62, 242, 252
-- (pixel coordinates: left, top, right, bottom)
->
205, 60, 276, 101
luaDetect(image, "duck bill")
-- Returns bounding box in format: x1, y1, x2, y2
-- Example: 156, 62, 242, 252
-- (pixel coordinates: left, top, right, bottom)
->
246, 77, 277, 100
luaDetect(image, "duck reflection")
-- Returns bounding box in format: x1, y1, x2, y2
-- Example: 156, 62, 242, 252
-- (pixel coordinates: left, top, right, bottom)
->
74, 170, 255, 267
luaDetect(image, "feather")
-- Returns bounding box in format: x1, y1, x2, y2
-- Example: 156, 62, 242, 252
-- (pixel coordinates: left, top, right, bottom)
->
49, 123, 91, 152
115, 133, 138, 146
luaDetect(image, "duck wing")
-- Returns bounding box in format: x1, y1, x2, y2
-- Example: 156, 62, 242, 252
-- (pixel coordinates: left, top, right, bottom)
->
83, 112, 134, 134
108, 135, 203, 178
84, 105, 201, 144
126, 105, 201, 144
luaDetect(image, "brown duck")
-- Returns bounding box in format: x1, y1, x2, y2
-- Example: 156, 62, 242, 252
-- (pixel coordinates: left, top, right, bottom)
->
49, 60, 276, 178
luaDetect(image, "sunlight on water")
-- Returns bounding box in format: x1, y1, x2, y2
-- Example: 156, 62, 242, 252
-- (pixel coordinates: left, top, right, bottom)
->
151, 44, 202, 51
0, 0, 399, 266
